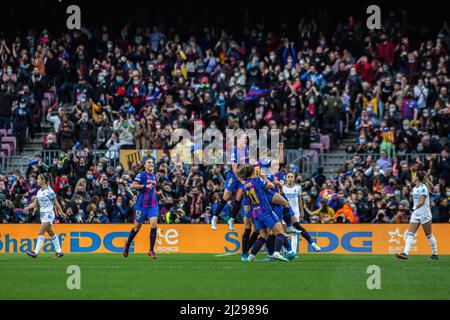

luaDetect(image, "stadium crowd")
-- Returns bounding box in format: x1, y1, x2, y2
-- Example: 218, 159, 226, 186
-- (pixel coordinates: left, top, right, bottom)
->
1, 10, 450, 224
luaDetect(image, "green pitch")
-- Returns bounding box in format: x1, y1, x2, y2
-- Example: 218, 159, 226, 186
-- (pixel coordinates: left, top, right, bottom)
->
0, 253, 449, 300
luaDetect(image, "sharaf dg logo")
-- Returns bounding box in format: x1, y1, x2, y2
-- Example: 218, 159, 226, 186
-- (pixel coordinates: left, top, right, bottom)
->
0, 229, 179, 253
155, 228, 179, 253
225, 231, 373, 253
388, 228, 417, 254
70, 229, 179, 253
0, 233, 67, 253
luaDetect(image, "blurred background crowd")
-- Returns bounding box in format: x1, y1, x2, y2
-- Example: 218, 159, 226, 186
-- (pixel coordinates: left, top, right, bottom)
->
1, 1, 450, 224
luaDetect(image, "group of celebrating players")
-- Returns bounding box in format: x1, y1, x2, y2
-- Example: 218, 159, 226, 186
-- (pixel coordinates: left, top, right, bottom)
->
210, 133, 321, 262
24, 132, 439, 262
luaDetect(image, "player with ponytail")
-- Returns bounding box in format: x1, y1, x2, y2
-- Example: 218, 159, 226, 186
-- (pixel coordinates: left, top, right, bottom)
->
25, 173, 66, 258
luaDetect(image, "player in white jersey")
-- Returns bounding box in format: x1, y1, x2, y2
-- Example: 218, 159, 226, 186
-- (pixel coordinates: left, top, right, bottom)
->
396, 171, 438, 260
282, 172, 304, 253
24, 173, 66, 259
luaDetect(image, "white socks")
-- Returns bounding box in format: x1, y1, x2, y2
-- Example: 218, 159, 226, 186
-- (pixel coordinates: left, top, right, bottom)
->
51, 235, 62, 253
34, 235, 62, 255
34, 236, 45, 255
404, 232, 438, 256
427, 234, 437, 255
404, 232, 415, 255
291, 235, 299, 253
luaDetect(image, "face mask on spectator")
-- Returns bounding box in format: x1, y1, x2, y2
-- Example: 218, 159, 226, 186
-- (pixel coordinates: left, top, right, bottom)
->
394, 190, 401, 197
99, 204, 106, 210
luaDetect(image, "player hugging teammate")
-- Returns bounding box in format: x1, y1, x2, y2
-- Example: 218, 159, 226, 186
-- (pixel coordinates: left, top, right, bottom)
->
237, 160, 321, 262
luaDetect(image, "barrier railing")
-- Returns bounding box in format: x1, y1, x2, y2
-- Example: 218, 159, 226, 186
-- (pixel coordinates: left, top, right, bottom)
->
317, 153, 440, 172
2, 147, 440, 178
285, 151, 440, 178
40, 149, 120, 168
1, 150, 120, 175
285, 149, 319, 178
0, 156, 35, 174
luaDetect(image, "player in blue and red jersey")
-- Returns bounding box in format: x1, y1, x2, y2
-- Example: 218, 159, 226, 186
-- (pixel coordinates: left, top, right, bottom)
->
123, 158, 160, 259
211, 132, 251, 231
258, 148, 321, 255
236, 164, 290, 262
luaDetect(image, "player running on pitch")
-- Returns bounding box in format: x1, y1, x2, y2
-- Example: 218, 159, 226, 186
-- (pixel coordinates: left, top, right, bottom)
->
123, 158, 161, 259
25, 173, 66, 258
395, 171, 438, 260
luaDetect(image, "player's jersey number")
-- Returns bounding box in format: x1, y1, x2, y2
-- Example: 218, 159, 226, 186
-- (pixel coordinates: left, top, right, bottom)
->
135, 210, 142, 220
246, 189, 259, 205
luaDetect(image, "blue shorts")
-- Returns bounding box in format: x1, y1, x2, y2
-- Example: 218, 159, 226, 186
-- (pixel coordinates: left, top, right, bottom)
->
265, 189, 276, 203
134, 206, 159, 223
225, 172, 243, 192
253, 211, 280, 231
242, 204, 252, 219
273, 205, 284, 220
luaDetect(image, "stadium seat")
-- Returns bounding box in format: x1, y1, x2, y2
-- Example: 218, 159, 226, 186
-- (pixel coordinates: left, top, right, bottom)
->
0, 129, 6, 137
1, 144, 12, 157
1, 136, 17, 152
41, 97, 50, 111
44, 92, 54, 104
320, 135, 330, 152
309, 143, 324, 154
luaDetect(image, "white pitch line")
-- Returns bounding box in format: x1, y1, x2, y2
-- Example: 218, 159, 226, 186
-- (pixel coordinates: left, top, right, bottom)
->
214, 253, 237, 257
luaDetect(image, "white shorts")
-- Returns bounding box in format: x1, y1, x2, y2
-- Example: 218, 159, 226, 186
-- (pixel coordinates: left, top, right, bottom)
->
40, 212, 55, 225
410, 210, 432, 225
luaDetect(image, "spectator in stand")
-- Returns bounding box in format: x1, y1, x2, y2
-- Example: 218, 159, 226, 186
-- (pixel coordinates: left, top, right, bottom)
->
1, 9, 450, 225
